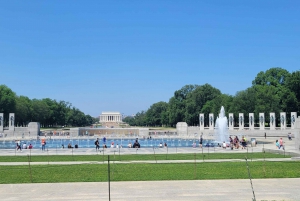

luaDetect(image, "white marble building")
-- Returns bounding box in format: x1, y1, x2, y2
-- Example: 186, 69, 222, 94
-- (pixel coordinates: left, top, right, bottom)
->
99, 112, 122, 123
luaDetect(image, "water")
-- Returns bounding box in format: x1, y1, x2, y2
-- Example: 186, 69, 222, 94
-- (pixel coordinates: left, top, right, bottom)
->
215, 106, 229, 143
0, 138, 218, 149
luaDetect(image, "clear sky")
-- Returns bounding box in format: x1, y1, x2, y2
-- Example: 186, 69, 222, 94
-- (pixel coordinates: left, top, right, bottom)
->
1, 0, 299, 117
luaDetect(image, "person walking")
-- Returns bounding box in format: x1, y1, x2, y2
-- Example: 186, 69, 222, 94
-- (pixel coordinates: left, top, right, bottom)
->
95, 138, 100, 150
41, 139, 46, 151
279, 138, 284, 150
199, 135, 203, 148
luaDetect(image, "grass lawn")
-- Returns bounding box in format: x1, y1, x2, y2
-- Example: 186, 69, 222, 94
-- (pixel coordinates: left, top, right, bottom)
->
0, 161, 299, 184
0, 152, 290, 162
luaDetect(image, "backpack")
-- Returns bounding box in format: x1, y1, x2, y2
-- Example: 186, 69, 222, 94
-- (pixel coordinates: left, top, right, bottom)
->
95, 141, 97, 145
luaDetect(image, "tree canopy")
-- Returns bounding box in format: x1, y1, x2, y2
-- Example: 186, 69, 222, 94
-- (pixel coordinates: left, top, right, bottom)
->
124, 67, 300, 127
0, 85, 95, 127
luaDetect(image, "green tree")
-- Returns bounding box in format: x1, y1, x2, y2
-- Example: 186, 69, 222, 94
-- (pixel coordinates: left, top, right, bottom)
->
0, 85, 16, 126
253, 85, 280, 125
184, 84, 221, 125
252, 67, 291, 87
286, 70, 300, 113
145, 101, 168, 126
15, 96, 32, 126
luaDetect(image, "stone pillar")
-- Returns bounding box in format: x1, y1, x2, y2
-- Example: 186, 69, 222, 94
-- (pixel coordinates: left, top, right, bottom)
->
249, 113, 254, 130
239, 113, 244, 130
209, 113, 214, 130
294, 116, 300, 151
259, 113, 265, 130
9, 113, 15, 131
280, 112, 286, 130
291, 112, 297, 129
199, 114, 204, 130
270, 112, 276, 130
228, 113, 234, 130
28, 122, 40, 137
0, 113, 3, 132
176, 122, 188, 136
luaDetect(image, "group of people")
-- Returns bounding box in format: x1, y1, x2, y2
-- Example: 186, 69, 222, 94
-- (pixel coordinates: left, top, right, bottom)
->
275, 138, 285, 150
159, 142, 167, 148
228, 136, 247, 149
15, 141, 33, 151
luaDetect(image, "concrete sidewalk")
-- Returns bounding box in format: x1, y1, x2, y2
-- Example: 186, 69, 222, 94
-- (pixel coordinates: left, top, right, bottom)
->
0, 179, 299, 201
0, 157, 296, 166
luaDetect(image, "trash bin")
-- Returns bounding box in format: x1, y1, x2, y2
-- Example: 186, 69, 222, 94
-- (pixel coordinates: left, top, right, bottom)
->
251, 138, 256, 147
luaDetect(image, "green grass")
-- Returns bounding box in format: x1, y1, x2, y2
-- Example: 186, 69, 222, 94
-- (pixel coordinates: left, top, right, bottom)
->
0, 152, 290, 162
0, 161, 299, 184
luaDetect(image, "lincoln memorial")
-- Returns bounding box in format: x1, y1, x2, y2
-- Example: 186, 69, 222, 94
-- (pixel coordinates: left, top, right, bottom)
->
99, 111, 122, 127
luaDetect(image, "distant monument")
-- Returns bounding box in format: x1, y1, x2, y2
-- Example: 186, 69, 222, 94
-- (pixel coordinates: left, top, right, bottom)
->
99, 111, 122, 128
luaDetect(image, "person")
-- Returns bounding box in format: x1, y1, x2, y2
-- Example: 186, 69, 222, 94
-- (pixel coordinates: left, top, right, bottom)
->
164, 142, 167, 147
62, 144, 64, 149
95, 138, 100, 150
199, 135, 203, 148
116, 144, 119, 149
75, 144, 78, 148
133, 140, 140, 148
23, 142, 27, 149
234, 136, 240, 149
68, 143, 73, 148
241, 136, 247, 149
222, 141, 227, 149
159, 142, 163, 148
128, 142, 132, 148
279, 138, 284, 150
28, 144, 33, 149
111, 142, 114, 148
192, 142, 196, 148
41, 139, 46, 151
16, 141, 21, 151
288, 133, 292, 140
275, 140, 280, 149
229, 136, 233, 150
102, 136, 106, 145
264, 132, 267, 139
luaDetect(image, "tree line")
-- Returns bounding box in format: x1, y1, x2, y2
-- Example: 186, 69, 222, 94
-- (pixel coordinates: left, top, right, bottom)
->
0, 85, 96, 127
123, 67, 300, 127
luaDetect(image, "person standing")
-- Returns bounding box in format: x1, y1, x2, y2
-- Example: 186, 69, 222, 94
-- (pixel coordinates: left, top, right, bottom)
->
199, 135, 203, 148
41, 139, 46, 151
279, 138, 284, 150
95, 138, 100, 150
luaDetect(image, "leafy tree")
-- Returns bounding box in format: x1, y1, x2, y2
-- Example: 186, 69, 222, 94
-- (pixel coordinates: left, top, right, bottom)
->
31, 99, 50, 127
252, 67, 290, 87
286, 70, 300, 113
253, 85, 280, 125
145, 101, 168, 126
15, 96, 32, 126
167, 85, 198, 126
184, 84, 221, 125
201, 94, 233, 126
0, 85, 16, 126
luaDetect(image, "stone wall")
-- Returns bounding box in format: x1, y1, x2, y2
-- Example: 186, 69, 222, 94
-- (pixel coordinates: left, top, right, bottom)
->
0, 122, 40, 139
176, 122, 188, 136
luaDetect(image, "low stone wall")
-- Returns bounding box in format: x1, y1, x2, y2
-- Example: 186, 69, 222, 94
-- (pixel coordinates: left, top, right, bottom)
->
176, 119, 300, 140
0, 122, 40, 140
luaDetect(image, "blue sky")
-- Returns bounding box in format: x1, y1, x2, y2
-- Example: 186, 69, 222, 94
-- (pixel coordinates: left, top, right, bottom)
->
1, 0, 299, 117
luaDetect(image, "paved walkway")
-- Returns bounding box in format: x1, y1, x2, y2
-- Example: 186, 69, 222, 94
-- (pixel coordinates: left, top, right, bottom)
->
0, 179, 299, 201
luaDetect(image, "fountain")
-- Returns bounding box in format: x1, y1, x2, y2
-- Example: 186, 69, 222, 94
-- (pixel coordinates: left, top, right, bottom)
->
215, 106, 229, 143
